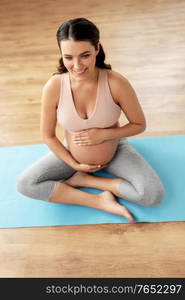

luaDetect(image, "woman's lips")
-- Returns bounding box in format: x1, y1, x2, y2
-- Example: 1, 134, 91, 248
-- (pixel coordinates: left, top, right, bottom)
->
74, 68, 87, 75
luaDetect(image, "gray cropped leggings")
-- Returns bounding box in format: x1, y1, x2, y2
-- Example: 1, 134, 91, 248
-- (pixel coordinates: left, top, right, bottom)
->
16, 138, 165, 206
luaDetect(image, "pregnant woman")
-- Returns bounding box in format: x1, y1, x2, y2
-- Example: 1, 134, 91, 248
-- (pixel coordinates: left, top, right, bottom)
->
16, 18, 165, 223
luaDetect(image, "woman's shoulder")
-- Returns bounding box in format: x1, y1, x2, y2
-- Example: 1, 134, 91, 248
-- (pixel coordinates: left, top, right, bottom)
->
41, 73, 64, 107
43, 73, 63, 94
43, 73, 63, 90
106, 69, 129, 86
106, 69, 131, 100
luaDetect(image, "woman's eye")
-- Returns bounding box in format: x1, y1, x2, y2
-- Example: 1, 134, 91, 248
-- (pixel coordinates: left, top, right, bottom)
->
82, 54, 90, 58
64, 54, 90, 60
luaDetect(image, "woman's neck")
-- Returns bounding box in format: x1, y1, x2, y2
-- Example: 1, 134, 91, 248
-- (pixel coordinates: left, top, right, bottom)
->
69, 67, 99, 88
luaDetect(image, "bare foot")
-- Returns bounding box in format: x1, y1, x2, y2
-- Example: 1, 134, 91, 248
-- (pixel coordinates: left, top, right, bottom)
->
65, 171, 87, 187
66, 173, 123, 196
99, 191, 135, 224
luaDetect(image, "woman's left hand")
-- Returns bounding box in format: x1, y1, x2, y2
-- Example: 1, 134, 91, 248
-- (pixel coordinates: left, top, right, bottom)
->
71, 128, 106, 146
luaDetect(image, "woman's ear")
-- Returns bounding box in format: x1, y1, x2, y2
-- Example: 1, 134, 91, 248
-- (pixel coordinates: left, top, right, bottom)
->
96, 42, 100, 55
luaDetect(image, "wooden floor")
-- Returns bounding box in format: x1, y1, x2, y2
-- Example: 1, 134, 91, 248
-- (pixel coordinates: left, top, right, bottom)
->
0, 0, 185, 277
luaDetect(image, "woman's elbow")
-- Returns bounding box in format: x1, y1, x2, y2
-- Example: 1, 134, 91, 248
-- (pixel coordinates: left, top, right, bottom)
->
135, 122, 146, 135
141, 122, 146, 132
140, 118, 147, 132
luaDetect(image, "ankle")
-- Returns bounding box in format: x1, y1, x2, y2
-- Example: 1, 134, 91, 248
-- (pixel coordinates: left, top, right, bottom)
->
112, 178, 122, 197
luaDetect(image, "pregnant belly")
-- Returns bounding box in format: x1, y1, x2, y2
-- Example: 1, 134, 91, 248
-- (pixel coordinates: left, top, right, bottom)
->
64, 131, 119, 165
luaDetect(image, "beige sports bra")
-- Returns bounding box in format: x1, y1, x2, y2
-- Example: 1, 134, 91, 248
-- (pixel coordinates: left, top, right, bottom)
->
57, 68, 121, 132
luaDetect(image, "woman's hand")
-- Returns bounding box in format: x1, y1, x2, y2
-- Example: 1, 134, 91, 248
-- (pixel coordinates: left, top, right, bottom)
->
71, 128, 106, 146
74, 163, 108, 173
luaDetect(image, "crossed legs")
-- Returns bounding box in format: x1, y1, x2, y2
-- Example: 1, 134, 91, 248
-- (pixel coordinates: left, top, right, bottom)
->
16, 150, 134, 223
17, 138, 164, 224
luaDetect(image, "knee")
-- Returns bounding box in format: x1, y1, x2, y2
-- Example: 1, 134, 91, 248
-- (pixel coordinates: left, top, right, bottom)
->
16, 172, 32, 198
16, 171, 56, 201
140, 181, 165, 207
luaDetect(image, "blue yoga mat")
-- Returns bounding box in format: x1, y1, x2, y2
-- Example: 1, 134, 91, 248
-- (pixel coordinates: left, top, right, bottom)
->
0, 135, 185, 228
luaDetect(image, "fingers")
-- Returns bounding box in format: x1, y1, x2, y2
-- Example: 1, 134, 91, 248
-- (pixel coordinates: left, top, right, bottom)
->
89, 164, 108, 169
79, 164, 104, 172
72, 137, 86, 142
88, 164, 102, 171
72, 136, 87, 141
95, 165, 107, 171
87, 164, 108, 172
72, 137, 90, 146
72, 132, 90, 145
100, 164, 108, 168
72, 132, 87, 139
74, 141, 90, 146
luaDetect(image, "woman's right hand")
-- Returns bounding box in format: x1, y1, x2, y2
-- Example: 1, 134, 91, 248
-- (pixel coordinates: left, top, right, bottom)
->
75, 163, 108, 173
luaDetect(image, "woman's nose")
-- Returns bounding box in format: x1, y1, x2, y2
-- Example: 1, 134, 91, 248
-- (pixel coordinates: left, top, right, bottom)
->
73, 59, 82, 69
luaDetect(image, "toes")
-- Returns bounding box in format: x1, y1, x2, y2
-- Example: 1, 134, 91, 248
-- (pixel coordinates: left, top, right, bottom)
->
122, 208, 135, 224
127, 215, 135, 224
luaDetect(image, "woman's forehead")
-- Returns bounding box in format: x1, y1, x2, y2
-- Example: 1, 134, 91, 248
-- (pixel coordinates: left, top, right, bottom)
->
60, 39, 93, 55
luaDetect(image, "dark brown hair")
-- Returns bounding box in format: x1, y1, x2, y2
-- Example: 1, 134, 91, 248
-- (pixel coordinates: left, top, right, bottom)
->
53, 17, 111, 75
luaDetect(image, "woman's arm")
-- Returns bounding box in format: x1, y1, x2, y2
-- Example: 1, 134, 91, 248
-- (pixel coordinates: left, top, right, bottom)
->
40, 75, 79, 168
104, 71, 146, 140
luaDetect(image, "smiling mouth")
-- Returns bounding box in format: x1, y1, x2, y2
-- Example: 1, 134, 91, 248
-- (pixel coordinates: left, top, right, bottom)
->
74, 69, 87, 75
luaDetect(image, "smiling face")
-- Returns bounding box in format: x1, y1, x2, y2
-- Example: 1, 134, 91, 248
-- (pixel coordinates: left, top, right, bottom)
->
60, 39, 99, 80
